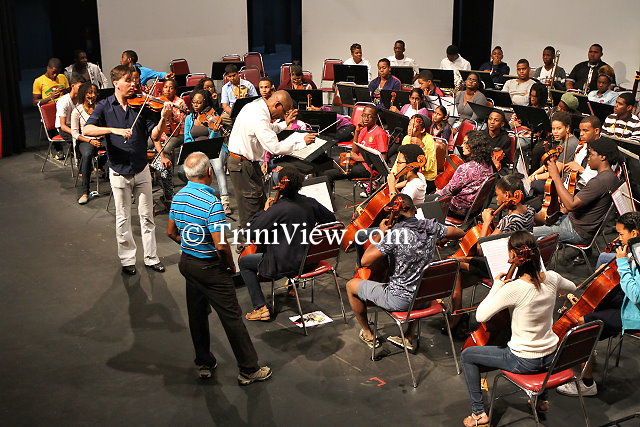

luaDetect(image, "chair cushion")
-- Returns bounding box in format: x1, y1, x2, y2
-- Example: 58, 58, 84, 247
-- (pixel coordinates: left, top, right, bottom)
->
295, 260, 333, 279
351, 177, 371, 182
52, 135, 64, 141
445, 216, 463, 226
337, 142, 352, 148
502, 369, 575, 392
390, 300, 445, 321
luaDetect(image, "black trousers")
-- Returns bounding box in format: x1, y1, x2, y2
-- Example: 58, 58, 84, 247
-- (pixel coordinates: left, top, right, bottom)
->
227, 155, 266, 227
322, 163, 369, 191
178, 253, 259, 373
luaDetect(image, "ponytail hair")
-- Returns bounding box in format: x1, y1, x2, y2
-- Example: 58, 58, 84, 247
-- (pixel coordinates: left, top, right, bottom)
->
508, 230, 543, 290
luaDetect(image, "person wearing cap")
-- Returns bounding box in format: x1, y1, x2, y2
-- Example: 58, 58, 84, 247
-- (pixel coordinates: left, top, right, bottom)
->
533, 137, 621, 246
556, 92, 579, 115
440, 45, 471, 89
502, 59, 535, 106
587, 73, 619, 106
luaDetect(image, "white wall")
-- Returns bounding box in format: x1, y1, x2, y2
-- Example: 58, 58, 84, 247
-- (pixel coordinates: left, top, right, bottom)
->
493, 0, 640, 87
302, 0, 454, 84
96, 0, 247, 78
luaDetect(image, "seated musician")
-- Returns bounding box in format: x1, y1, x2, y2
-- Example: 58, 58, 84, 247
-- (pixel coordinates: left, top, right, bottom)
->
554, 92, 579, 115
194, 77, 222, 113
239, 166, 336, 321
277, 61, 318, 90
479, 46, 510, 85
587, 72, 618, 106
533, 137, 621, 246
435, 131, 495, 220
532, 46, 566, 90
502, 59, 535, 106
565, 44, 614, 92
257, 76, 274, 100
556, 212, 640, 397
508, 83, 549, 154
71, 82, 100, 205
56, 75, 86, 145
347, 194, 465, 349
120, 50, 173, 86
416, 70, 445, 106
483, 110, 511, 171
602, 93, 640, 141
455, 72, 488, 121
440, 45, 471, 89
368, 58, 402, 107
221, 64, 258, 118
389, 88, 429, 118
530, 111, 579, 176
344, 42, 372, 81
322, 104, 388, 191
460, 231, 577, 426
32, 57, 69, 107
285, 65, 313, 90
391, 115, 437, 193
387, 40, 419, 75
429, 106, 453, 142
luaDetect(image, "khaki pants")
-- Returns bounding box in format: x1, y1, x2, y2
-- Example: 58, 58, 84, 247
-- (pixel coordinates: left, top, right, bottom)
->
226, 155, 265, 227
109, 165, 160, 266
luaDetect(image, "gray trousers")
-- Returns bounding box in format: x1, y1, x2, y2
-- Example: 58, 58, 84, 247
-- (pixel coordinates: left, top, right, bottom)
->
227, 155, 266, 227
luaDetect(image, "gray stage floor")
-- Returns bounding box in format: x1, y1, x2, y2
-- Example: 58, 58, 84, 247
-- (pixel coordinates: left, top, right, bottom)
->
1, 143, 640, 426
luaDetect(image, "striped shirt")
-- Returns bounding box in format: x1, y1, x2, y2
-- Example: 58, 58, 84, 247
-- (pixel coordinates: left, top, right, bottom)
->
169, 181, 227, 259
602, 114, 640, 141
497, 205, 535, 233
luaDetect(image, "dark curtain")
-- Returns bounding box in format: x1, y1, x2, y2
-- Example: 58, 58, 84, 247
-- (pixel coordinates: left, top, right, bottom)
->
0, 0, 25, 157
453, 0, 494, 69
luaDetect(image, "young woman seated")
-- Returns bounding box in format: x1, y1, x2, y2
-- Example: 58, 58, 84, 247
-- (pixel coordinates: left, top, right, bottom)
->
389, 88, 429, 118
390, 114, 437, 193
429, 106, 453, 142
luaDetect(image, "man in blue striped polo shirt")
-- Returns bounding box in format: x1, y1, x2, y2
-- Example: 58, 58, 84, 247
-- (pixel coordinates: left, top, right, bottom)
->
167, 152, 271, 385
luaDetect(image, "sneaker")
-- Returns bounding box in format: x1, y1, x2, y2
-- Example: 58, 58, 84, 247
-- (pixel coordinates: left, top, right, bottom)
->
387, 335, 415, 352
238, 366, 272, 385
78, 194, 89, 205
359, 191, 367, 198
198, 361, 218, 379
54, 152, 65, 160
556, 380, 597, 397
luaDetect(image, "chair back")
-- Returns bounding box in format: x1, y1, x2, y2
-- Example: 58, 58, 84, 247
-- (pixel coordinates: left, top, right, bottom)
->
243, 52, 265, 76
460, 174, 498, 224
38, 102, 58, 133
303, 70, 313, 84
537, 233, 559, 268
186, 73, 206, 87
586, 204, 616, 247
150, 81, 164, 97
454, 119, 477, 147
170, 58, 190, 75
507, 132, 517, 164
433, 137, 448, 173
437, 195, 452, 216
280, 63, 292, 87
351, 102, 376, 127
240, 66, 261, 87
298, 222, 344, 275
180, 92, 192, 109
222, 54, 242, 62
408, 259, 460, 313
322, 59, 342, 82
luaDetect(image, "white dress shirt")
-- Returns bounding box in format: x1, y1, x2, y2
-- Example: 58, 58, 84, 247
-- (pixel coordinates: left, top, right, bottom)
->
440, 55, 471, 88
344, 57, 372, 81
228, 98, 307, 161
387, 55, 419, 74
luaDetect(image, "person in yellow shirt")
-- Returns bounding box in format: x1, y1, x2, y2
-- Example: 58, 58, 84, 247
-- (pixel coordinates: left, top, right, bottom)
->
32, 58, 69, 106
390, 114, 437, 193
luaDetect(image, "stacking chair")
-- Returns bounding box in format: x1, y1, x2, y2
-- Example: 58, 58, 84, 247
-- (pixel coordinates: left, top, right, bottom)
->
370, 259, 461, 387
74, 147, 108, 193
280, 63, 292, 87
450, 118, 477, 151
487, 321, 603, 427
185, 73, 206, 87
433, 137, 448, 173
559, 204, 615, 271
169, 58, 190, 75
38, 102, 75, 176
239, 65, 261, 87
320, 59, 342, 91
222, 54, 242, 62
180, 91, 192, 109
243, 52, 265, 76
269, 222, 347, 336
445, 174, 497, 228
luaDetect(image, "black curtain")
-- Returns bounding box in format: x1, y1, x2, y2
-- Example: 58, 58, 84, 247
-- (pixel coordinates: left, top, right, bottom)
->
0, 0, 25, 157
453, 0, 494, 69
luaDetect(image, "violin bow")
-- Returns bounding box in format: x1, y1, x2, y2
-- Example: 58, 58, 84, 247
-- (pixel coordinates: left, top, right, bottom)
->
126, 77, 160, 143
151, 112, 185, 164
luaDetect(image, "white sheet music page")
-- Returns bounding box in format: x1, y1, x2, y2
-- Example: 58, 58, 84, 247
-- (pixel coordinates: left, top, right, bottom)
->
290, 137, 327, 160
516, 155, 531, 195
479, 236, 512, 280
612, 186, 633, 215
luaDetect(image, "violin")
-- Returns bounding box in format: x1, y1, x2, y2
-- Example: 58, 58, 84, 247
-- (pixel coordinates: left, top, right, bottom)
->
239, 177, 290, 258
128, 92, 188, 114
492, 147, 505, 171
341, 156, 427, 251
538, 145, 564, 226
434, 154, 464, 190
339, 152, 357, 173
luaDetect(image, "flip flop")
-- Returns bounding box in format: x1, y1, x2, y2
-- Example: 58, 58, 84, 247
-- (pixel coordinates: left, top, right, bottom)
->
359, 329, 380, 348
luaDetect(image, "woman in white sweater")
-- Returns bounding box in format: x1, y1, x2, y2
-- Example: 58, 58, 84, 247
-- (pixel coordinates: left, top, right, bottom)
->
460, 230, 576, 427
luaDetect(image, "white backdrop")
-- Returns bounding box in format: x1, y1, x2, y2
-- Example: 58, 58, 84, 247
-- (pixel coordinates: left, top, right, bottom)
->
492, 0, 640, 88
302, 0, 454, 84
96, 0, 248, 78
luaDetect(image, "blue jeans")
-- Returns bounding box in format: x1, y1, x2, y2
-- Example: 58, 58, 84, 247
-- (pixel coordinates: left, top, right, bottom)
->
533, 214, 589, 245
596, 252, 616, 270
211, 150, 229, 197
461, 346, 554, 415
238, 253, 266, 309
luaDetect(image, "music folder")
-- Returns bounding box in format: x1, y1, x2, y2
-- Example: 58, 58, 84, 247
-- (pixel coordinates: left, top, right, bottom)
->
419, 68, 454, 89
178, 137, 224, 164
468, 102, 493, 123
483, 89, 513, 108
391, 66, 414, 84
333, 64, 369, 85
588, 101, 614, 124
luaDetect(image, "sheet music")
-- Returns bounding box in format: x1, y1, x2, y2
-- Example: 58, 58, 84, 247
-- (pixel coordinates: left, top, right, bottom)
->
289, 137, 329, 160
516, 155, 531, 195
415, 208, 425, 220
479, 236, 512, 280
612, 186, 633, 215
299, 182, 334, 212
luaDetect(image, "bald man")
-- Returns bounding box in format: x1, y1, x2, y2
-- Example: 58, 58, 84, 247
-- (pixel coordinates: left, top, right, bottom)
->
227, 90, 317, 230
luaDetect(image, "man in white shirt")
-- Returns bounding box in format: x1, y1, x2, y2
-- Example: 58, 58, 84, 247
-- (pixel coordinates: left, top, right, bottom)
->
344, 43, 372, 81
55, 76, 85, 152
387, 40, 419, 75
502, 59, 535, 106
439, 45, 471, 89
227, 91, 316, 227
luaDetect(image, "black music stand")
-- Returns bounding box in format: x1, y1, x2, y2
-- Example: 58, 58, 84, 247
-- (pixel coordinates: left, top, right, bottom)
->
419, 68, 454, 88
468, 102, 493, 123
483, 89, 513, 108
378, 108, 410, 134
285, 89, 323, 109
391, 66, 414, 84
230, 96, 260, 118
550, 90, 590, 114
512, 105, 551, 134
178, 138, 225, 164
333, 64, 369, 85
353, 86, 372, 103
98, 88, 115, 99
297, 110, 338, 134
355, 143, 390, 177
336, 83, 356, 106
211, 61, 245, 80
380, 89, 410, 109
589, 101, 614, 124
460, 70, 495, 89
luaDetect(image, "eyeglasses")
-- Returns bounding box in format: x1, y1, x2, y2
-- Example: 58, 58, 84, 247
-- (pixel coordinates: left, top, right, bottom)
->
361, 113, 375, 119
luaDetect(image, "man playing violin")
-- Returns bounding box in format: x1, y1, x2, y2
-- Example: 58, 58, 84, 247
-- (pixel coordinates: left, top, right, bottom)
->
84, 65, 173, 276
221, 64, 258, 119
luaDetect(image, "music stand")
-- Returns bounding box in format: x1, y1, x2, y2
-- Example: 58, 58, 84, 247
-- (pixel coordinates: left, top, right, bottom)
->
468, 102, 493, 123
378, 108, 410, 135
285, 89, 323, 109
353, 86, 372, 103
178, 138, 225, 164
483, 89, 513, 108
299, 176, 335, 212
230, 96, 260, 118
589, 101, 614, 124
98, 88, 115, 99
333, 64, 369, 85
550, 90, 590, 114
512, 105, 551, 134
391, 66, 414, 84
336, 83, 356, 107
419, 68, 454, 88
355, 143, 390, 177
415, 201, 446, 224
297, 110, 338, 134
460, 70, 495, 89
380, 89, 410, 109
211, 61, 245, 80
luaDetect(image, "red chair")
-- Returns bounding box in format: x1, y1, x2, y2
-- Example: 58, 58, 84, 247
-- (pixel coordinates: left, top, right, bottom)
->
180, 92, 192, 109
149, 81, 164, 97
320, 59, 342, 91
445, 174, 497, 227
507, 132, 517, 164
169, 58, 190, 76
487, 321, 604, 426
451, 118, 477, 151
559, 204, 615, 271
185, 73, 206, 87
269, 222, 347, 335
433, 137, 448, 173
280, 63, 292, 88
222, 54, 242, 62
243, 52, 265, 76
240, 65, 261, 88
370, 259, 461, 387
302, 70, 314, 87
38, 102, 74, 176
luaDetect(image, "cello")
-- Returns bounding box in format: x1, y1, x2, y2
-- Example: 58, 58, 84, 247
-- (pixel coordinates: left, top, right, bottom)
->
538, 145, 564, 226
434, 154, 464, 190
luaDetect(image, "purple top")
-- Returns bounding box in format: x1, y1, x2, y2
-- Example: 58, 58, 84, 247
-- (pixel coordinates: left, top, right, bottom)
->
368, 76, 402, 106
320, 106, 351, 129
437, 160, 494, 217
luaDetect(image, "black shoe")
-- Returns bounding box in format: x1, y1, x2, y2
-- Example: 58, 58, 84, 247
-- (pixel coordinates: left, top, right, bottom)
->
572, 256, 586, 266
145, 262, 165, 272
122, 265, 137, 275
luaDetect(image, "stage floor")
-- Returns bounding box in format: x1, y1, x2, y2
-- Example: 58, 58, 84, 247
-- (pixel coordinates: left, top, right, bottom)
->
2, 146, 640, 426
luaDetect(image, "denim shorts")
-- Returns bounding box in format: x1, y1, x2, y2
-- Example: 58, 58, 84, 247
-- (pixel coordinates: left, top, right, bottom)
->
358, 280, 410, 312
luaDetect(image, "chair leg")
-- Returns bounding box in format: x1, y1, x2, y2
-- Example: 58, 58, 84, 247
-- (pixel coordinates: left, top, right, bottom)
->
581, 248, 593, 272
291, 279, 307, 336
443, 312, 461, 374
602, 336, 614, 385
332, 270, 347, 324
395, 320, 417, 388
311, 278, 315, 303
615, 335, 624, 367
41, 142, 52, 173
470, 284, 477, 308
576, 380, 591, 427
105, 191, 113, 212
371, 308, 378, 361
270, 279, 276, 313
530, 393, 540, 426
488, 373, 503, 422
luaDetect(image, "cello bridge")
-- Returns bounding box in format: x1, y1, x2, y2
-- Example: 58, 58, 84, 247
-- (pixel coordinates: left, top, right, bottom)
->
567, 293, 579, 305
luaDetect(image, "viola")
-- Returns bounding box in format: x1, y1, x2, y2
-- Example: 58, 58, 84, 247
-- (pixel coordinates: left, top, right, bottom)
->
339, 152, 357, 173
128, 92, 188, 114
341, 156, 427, 252
492, 148, 505, 171
390, 92, 397, 109
434, 154, 464, 191
538, 146, 564, 226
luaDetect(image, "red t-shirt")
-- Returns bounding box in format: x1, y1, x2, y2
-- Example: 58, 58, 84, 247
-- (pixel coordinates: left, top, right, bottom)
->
357, 125, 388, 173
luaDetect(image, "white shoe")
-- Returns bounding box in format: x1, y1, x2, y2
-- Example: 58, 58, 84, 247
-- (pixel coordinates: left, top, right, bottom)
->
359, 191, 367, 198
78, 194, 89, 205
556, 380, 597, 397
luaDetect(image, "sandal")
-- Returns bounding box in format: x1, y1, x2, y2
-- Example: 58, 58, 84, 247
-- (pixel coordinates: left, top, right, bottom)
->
359, 329, 380, 348
528, 399, 549, 413
245, 305, 271, 321
387, 335, 415, 352
463, 412, 489, 427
